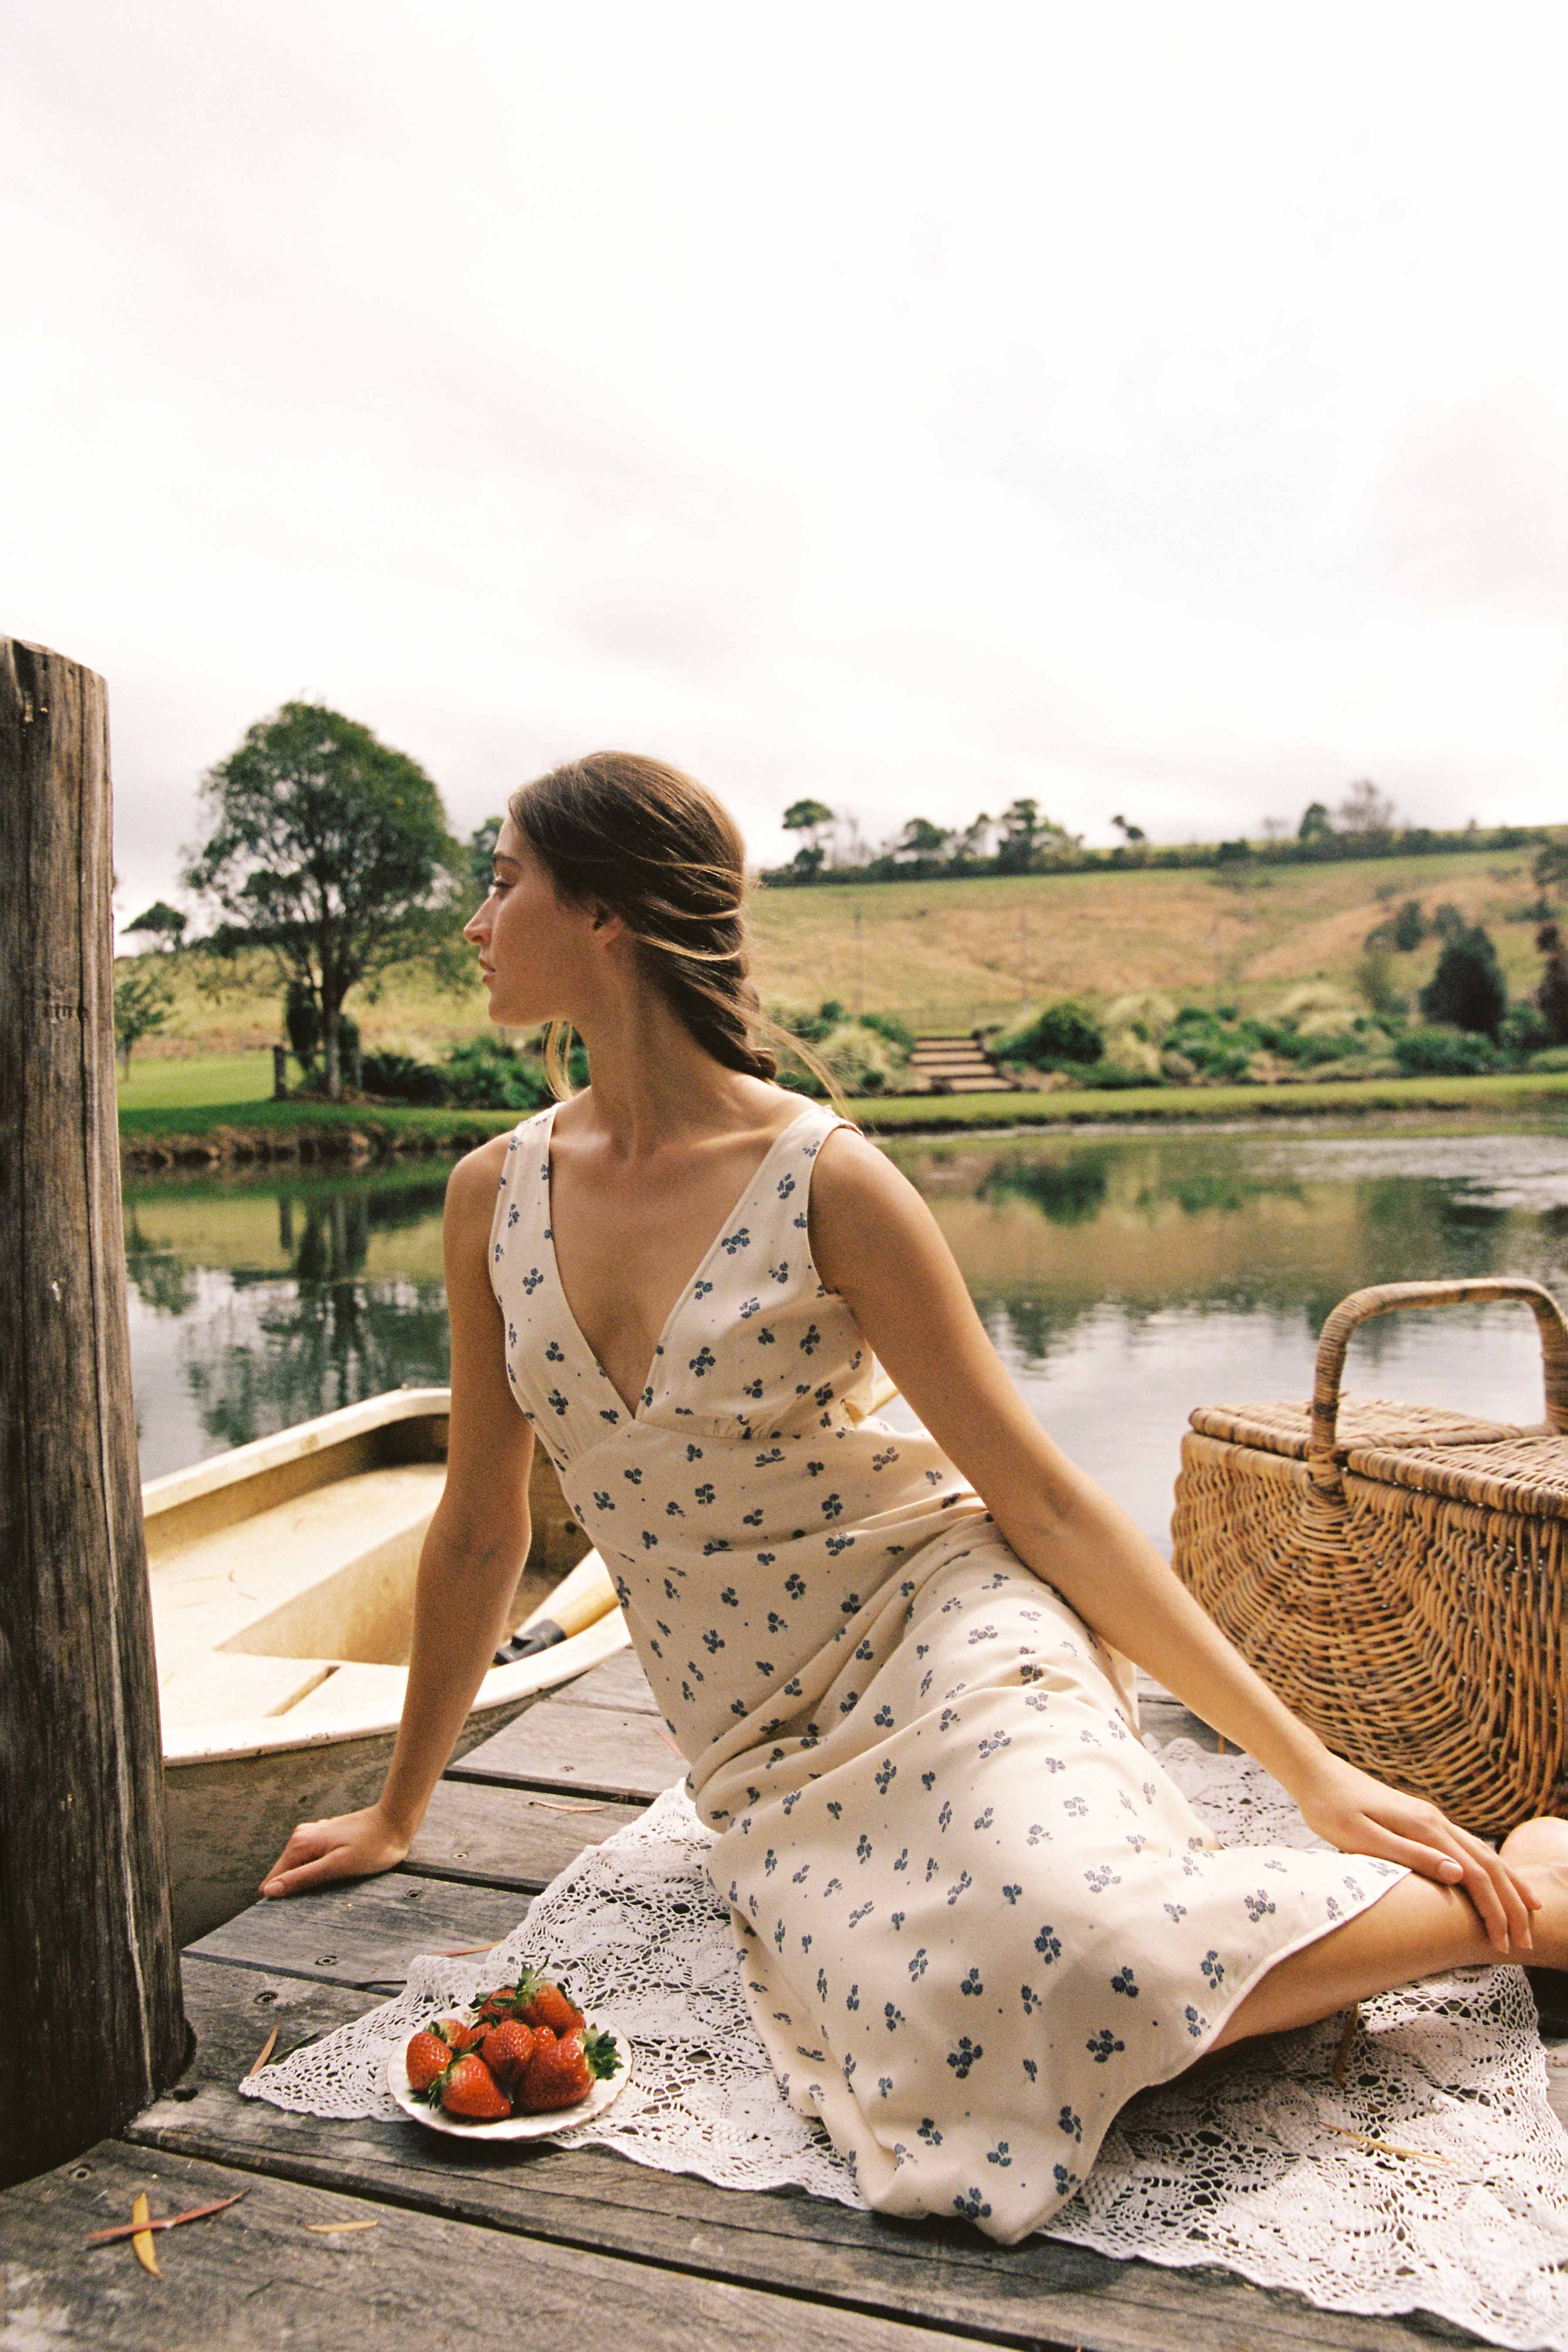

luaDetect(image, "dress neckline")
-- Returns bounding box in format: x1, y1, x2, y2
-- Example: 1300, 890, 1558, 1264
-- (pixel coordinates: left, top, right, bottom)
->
539, 1099, 829, 1423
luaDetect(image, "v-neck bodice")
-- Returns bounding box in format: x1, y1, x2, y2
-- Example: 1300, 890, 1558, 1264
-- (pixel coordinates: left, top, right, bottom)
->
489, 1098, 986, 1781
539, 1100, 822, 1424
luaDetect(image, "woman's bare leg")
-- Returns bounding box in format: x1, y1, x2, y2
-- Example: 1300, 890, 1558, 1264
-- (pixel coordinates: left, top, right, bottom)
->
1209, 1818, 1568, 2051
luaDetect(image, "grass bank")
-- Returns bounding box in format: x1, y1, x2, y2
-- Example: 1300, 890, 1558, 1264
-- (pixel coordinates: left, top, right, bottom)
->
119, 1067, 1568, 1166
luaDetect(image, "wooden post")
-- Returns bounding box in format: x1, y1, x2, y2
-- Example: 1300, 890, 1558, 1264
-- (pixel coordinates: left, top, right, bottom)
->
0, 638, 186, 2185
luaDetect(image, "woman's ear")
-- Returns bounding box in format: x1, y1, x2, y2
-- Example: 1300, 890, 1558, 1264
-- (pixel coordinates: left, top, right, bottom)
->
587, 902, 628, 948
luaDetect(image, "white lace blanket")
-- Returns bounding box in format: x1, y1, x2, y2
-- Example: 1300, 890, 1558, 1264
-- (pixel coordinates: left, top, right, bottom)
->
244, 1738, 1568, 2350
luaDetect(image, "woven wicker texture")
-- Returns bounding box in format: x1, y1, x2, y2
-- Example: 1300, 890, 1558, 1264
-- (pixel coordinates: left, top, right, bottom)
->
1172, 1279, 1568, 1836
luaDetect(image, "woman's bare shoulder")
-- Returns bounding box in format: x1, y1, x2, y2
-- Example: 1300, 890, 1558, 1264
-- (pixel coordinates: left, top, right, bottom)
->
809, 1123, 936, 1289
445, 1120, 536, 1226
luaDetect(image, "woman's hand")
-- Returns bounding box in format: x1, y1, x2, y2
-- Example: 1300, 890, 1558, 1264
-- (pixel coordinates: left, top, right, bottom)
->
1291, 1755, 1540, 1956
259, 1804, 411, 1900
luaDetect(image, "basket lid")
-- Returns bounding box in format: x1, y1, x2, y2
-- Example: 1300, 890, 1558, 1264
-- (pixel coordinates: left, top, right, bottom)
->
1342, 1434, 1568, 1520
1188, 1397, 1534, 1463
1188, 1397, 1568, 1516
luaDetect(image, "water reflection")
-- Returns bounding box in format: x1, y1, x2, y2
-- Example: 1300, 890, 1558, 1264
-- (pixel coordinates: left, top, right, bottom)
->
125, 1122, 1568, 1548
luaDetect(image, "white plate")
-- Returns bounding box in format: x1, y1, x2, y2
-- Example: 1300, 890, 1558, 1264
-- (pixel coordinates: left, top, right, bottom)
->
387, 2030, 632, 2138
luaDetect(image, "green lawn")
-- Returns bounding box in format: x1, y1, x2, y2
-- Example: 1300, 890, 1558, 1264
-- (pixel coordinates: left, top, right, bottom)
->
117, 1052, 277, 1111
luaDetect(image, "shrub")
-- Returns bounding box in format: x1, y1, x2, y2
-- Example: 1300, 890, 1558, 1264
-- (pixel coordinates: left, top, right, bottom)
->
1076, 1059, 1158, 1090
1418, 925, 1507, 1037
812, 1022, 907, 1095
442, 1035, 553, 1110
1499, 1002, 1552, 1059
856, 1010, 916, 1053
998, 998, 1105, 1067
1394, 1025, 1500, 1076
360, 1049, 450, 1105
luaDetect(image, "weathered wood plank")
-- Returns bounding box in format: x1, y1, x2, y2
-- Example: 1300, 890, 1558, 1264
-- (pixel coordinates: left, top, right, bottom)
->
128, 1958, 1453, 2352
553, 1647, 660, 1715
6, 2139, 980, 2352
186, 1873, 529, 1989
1137, 1674, 1225, 1753
0, 637, 186, 2184
407, 1779, 643, 1892
449, 1700, 683, 1801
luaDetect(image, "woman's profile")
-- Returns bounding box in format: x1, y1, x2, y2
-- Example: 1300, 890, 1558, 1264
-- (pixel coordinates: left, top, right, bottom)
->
262, 750, 1566, 2241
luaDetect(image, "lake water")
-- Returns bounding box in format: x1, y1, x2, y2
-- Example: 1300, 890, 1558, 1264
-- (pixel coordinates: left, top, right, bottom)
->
124, 1119, 1568, 1552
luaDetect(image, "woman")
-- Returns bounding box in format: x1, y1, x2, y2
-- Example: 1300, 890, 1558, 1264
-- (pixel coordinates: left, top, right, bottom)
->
262, 752, 1565, 2243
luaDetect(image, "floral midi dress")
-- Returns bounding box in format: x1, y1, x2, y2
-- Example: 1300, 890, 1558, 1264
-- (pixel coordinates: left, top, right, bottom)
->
489, 1099, 1407, 2243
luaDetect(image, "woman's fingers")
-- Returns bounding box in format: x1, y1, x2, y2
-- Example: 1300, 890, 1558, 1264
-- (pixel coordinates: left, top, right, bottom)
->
261, 1847, 359, 1898
1374, 1819, 1532, 1953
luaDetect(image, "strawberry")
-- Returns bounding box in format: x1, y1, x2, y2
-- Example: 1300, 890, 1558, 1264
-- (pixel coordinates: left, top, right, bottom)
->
434, 2015, 482, 2053
405, 2029, 456, 2095
479, 2018, 536, 2090
439, 2053, 512, 2121
471, 1969, 540, 2029
520, 1979, 584, 2037
516, 2024, 620, 2113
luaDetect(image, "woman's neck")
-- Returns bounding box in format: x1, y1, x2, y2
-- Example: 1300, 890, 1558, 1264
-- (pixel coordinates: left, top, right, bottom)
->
560, 964, 781, 1162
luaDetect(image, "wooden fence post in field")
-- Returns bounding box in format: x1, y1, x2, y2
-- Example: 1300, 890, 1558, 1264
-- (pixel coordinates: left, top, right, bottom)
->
0, 637, 186, 2184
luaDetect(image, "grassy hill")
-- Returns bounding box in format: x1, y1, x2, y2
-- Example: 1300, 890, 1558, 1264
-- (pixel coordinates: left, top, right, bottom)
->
117, 844, 1553, 1076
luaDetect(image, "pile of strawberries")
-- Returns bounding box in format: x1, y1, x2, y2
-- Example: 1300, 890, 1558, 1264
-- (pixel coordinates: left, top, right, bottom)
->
404, 1967, 621, 2123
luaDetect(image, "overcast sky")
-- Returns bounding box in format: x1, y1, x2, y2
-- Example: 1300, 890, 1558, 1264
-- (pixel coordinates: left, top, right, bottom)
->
4, 2, 1567, 931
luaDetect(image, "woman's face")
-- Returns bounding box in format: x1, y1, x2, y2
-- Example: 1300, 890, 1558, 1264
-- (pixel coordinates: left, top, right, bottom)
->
463, 818, 600, 1028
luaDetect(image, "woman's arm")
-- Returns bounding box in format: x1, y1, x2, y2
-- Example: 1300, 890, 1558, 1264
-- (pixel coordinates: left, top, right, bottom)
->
810, 1130, 1537, 1953
259, 1139, 534, 1897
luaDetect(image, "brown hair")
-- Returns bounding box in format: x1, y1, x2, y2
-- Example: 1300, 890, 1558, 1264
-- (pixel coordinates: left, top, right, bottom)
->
506, 752, 844, 1107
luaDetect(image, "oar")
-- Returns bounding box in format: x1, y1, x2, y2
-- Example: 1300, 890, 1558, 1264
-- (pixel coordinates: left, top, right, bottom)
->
493, 1552, 619, 1666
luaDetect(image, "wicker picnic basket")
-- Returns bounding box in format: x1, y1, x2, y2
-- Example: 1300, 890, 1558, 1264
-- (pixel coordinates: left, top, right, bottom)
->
1171, 1277, 1568, 1837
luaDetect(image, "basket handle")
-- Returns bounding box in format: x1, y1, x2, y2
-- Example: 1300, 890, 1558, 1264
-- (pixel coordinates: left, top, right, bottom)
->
1309, 1278, 1568, 1476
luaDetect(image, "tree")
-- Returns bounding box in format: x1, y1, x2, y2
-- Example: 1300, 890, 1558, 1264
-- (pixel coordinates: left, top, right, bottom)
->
1534, 842, 1568, 904
1537, 923, 1568, 1044
125, 899, 187, 950
183, 703, 462, 1099
1297, 801, 1333, 842
952, 813, 994, 864
895, 817, 953, 861
1337, 778, 1398, 837
1419, 923, 1508, 1039
1110, 814, 1146, 844
468, 816, 502, 901
782, 799, 835, 852
113, 960, 175, 1073
1392, 899, 1426, 953
994, 799, 1080, 874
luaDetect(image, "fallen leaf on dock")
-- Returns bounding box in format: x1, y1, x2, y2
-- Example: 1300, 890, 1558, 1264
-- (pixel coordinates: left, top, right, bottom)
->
1321, 2122, 1455, 2166
88, 2189, 250, 2249
246, 2025, 280, 2076
302, 2219, 379, 2234
131, 2192, 160, 2274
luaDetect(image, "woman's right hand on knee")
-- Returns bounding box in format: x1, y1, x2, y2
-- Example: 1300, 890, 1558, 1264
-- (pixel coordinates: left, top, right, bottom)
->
259, 1803, 411, 1899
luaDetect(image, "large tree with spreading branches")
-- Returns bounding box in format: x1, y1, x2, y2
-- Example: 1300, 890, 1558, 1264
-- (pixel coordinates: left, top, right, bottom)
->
183, 702, 462, 1098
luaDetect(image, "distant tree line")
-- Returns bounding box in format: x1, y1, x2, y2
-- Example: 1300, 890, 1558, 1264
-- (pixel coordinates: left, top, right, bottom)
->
766, 778, 1550, 886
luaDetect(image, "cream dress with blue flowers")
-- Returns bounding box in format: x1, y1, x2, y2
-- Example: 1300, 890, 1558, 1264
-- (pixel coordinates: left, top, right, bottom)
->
489, 1099, 1406, 2243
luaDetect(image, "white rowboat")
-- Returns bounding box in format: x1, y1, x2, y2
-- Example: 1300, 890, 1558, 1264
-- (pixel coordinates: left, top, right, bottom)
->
146, 1386, 625, 1944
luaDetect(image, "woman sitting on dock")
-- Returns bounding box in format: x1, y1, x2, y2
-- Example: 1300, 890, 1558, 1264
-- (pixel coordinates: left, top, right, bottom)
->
262, 751, 1568, 2243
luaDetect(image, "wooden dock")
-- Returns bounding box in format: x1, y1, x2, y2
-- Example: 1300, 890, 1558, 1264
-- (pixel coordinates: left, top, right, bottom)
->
7, 1654, 1565, 2351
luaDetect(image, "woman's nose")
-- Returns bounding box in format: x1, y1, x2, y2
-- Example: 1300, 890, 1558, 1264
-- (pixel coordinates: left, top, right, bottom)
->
463, 903, 489, 944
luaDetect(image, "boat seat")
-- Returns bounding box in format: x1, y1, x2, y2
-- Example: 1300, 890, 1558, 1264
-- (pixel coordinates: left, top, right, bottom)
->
274, 1662, 412, 1736
150, 1461, 448, 1674
158, 1651, 335, 1739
